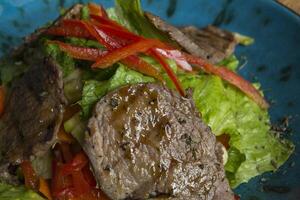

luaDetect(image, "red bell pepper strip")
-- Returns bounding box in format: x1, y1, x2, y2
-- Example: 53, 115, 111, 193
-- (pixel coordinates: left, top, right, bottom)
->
82, 165, 97, 187
60, 152, 88, 176
154, 48, 193, 72
51, 161, 73, 198
90, 14, 128, 32
121, 56, 163, 81
48, 40, 163, 80
149, 49, 185, 96
91, 22, 141, 42
72, 170, 92, 195
84, 22, 163, 80
88, 3, 108, 18
49, 40, 108, 61
83, 21, 121, 50
92, 39, 167, 68
46, 24, 92, 39
184, 53, 269, 109
88, 18, 192, 73
20, 161, 39, 191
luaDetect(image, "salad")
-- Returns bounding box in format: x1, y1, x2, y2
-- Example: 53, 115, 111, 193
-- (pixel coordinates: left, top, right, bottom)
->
0, 0, 294, 200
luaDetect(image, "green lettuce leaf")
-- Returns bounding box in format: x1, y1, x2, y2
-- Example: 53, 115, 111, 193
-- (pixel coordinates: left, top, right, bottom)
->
218, 54, 239, 71
44, 43, 75, 77
112, 0, 173, 43
0, 183, 44, 200
180, 73, 294, 187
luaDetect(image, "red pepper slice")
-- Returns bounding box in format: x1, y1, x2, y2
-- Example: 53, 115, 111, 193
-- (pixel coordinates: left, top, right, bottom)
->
150, 49, 185, 96
51, 160, 73, 199
184, 53, 269, 109
61, 152, 89, 176
92, 22, 141, 42
83, 22, 163, 80
88, 3, 108, 18
121, 56, 163, 81
55, 186, 76, 199
46, 22, 92, 39
82, 165, 97, 187
92, 39, 166, 68
20, 160, 39, 191
83, 21, 121, 50
90, 14, 128, 32
154, 48, 193, 72
49, 40, 107, 61
72, 170, 92, 195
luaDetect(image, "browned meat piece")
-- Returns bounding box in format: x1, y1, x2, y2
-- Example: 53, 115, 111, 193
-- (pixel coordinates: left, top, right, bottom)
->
84, 83, 234, 200
145, 12, 237, 64
0, 3, 84, 185
0, 57, 65, 183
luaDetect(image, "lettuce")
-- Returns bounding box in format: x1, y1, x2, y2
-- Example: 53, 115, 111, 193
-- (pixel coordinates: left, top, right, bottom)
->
44, 43, 75, 77
112, 0, 174, 43
180, 73, 294, 187
217, 54, 239, 71
0, 183, 44, 200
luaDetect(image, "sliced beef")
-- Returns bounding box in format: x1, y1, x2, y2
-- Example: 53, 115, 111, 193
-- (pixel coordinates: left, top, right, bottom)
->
84, 83, 234, 200
0, 4, 82, 185
0, 57, 65, 182
145, 12, 237, 64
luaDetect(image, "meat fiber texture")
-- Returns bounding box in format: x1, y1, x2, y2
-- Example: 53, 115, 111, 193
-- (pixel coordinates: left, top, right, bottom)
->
84, 83, 234, 200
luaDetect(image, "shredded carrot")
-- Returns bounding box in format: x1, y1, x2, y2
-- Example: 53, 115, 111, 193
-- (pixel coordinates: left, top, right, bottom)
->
39, 178, 52, 200
0, 86, 5, 116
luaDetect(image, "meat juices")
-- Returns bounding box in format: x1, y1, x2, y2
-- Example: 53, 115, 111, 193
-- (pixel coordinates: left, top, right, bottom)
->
84, 83, 234, 200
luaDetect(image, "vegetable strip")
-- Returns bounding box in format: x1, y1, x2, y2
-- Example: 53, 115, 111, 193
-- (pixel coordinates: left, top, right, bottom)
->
150, 49, 185, 96
46, 24, 92, 39
92, 39, 166, 68
49, 40, 108, 61
184, 53, 269, 109
20, 161, 39, 190
88, 3, 108, 18
39, 178, 52, 200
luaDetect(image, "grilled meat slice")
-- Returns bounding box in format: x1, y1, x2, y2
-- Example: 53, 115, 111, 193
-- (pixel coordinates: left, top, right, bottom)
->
0, 57, 65, 183
145, 12, 237, 64
84, 83, 234, 200
0, 4, 82, 185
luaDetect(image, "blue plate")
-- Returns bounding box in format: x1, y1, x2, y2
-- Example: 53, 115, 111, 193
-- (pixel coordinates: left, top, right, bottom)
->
0, 0, 299, 199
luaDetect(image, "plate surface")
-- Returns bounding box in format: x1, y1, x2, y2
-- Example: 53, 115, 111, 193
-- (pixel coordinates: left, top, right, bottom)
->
0, 0, 299, 199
